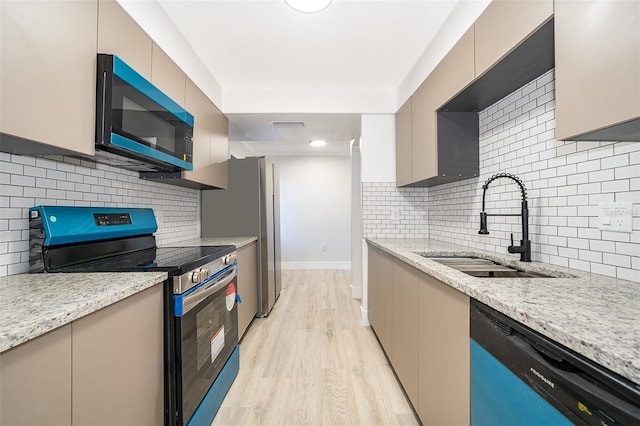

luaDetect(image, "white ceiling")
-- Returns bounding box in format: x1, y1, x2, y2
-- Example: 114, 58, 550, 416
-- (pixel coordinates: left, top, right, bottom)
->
120, 0, 490, 156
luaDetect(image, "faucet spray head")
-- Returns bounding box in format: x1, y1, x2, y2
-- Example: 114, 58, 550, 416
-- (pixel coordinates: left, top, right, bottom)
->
479, 212, 489, 234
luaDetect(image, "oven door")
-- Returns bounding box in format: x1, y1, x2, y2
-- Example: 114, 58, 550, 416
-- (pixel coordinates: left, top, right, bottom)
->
173, 264, 238, 424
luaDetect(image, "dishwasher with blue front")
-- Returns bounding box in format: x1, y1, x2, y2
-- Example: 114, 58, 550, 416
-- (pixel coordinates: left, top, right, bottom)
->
471, 300, 640, 425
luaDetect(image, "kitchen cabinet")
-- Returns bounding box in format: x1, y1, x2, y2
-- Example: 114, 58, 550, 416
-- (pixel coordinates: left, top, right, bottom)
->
0, 325, 72, 426
367, 244, 379, 331
395, 97, 413, 186
418, 272, 470, 425
474, 0, 553, 78
404, 27, 477, 187
377, 247, 394, 356
141, 78, 228, 189
237, 241, 258, 338
151, 43, 186, 108
72, 284, 164, 425
555, 0, 640, 141
391, 258, 420, 409
97, 0, 152, 80
0, 0, 97, 156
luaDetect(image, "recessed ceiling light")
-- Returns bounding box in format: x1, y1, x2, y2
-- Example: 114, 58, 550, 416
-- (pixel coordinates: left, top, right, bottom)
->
285, 0, 332, 14
309, 140, 327, 147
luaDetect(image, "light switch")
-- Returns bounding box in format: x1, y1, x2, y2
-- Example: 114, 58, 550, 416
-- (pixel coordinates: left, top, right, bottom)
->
598, 202, 632, 233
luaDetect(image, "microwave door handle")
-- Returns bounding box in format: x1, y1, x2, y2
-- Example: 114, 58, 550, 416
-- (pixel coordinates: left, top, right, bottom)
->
182, 265, 238, 315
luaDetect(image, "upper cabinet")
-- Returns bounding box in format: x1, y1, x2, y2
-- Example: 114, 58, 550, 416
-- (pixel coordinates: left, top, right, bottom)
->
0, 0, 98, 156
475, 0, 554, 78
151, 43, 186, 108
397, 0, 554, 187
97, 0, 152, 80
395, 97, 413, 186
555, 0, 640, 141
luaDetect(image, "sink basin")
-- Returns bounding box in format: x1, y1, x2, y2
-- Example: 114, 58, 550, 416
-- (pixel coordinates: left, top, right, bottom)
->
421, 256, 555, 279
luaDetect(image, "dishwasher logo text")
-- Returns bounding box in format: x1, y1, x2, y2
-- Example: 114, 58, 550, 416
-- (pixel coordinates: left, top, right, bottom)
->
530, 367, 555, 389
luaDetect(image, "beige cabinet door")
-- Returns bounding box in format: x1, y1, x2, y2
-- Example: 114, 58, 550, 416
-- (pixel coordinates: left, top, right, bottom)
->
237, 241, 258, 338
474, 0, 553, 78
367, 244, 379, 332
208, 102, 229, 189
0, 325, 72, 426
429, 26, 475, 109
390, 258, 420, 410
555, 0, 640, 140
418, 274, 470, 425
0, 0, 97, 155
72, 285, 164, 425
97, 0, 152, 79
411, 78, 438, 183
395, 97, 413, 186
183, 78, 228, 188
377, 249, 394, 357
151, 43, 186, 107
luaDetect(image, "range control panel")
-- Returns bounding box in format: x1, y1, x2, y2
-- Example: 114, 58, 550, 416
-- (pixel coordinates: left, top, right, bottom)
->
93, 213, 133, 226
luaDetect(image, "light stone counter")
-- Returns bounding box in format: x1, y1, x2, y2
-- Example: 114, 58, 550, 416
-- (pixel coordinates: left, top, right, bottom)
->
167, 236, 258, 250
0, 272, 167, 353
368, 238, 640, 386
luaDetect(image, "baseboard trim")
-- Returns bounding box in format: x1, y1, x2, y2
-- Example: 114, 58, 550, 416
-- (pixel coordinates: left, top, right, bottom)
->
282, 261, 351, 270
360, 304, 370, 326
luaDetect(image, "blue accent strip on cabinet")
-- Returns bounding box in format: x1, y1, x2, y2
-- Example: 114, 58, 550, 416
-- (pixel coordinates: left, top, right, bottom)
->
471, 339, 573, 426
110, 133, 194, 171
187, 345, 240, 426
30, 206, 157, 247
112, 55, 194, 127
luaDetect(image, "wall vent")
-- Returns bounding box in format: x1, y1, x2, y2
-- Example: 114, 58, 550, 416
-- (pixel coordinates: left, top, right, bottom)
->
270, 121, 305, 128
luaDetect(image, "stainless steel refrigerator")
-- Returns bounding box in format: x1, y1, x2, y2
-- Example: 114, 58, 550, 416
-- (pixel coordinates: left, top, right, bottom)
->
201, 157, 281, 317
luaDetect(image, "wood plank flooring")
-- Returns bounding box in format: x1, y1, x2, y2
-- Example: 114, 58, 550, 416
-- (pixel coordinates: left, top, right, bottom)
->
212, 270, 420, 426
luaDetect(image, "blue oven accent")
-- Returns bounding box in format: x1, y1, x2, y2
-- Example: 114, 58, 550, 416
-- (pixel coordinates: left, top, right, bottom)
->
30, 206, 157, 247
471, 339, 572, 426
112, 55, 194, 127
174, 263, 238, 317
110, 133, 193, 171
187, 345, 239, 426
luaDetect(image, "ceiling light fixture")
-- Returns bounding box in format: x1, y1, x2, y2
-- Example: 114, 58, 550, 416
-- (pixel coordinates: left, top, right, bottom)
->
309, 140, 327, 147
285, 0, 332, 13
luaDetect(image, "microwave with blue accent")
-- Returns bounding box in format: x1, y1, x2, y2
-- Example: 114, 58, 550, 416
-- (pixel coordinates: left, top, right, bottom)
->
96, 54, 194, 172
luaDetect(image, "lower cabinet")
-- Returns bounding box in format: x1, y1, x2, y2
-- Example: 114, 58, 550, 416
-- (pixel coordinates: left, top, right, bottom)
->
418, 272, 470, 425
367, 243, 470, 425
72, 284, 164, 425
0, 325, 72, 426
237, 241, 258, 338
0, 284, 163, 426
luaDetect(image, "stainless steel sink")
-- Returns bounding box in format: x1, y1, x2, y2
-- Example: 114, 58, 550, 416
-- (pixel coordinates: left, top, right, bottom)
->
422, 256, 555, 278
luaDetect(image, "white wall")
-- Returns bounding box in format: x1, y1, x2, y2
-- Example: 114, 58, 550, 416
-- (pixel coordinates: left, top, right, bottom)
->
359, 114, 396, 323
272, 156, 352, 270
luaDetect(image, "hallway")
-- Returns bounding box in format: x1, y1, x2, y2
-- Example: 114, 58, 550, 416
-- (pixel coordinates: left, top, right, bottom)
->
213, 270, 420, 425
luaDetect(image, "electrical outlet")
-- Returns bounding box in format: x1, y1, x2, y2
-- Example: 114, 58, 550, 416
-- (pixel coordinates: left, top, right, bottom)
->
598, 202, 632, 233
391, 207, 400, 221
321, 244, 327, 252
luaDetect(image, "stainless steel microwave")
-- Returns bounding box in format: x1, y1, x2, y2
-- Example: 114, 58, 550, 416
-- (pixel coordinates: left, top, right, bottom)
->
96, 54, 194, 172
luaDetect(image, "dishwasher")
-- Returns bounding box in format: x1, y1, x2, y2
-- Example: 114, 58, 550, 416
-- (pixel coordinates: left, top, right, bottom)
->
471, 300, 640, 425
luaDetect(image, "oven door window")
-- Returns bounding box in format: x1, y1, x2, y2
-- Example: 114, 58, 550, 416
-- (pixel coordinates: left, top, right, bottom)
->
176, 277, 238, 423
111, 75, 189, 158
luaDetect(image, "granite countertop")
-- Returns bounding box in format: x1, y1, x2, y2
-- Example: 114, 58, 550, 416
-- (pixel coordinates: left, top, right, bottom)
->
0, 272, 167, 353
368, 238, 640, 386
165, 236, 258, 250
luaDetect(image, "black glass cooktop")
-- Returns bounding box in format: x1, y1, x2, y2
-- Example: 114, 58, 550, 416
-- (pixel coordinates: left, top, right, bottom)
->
56, 245, 235, 275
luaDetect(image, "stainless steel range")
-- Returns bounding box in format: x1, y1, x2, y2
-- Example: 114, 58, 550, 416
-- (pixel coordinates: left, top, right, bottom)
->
29, 205, 239, 425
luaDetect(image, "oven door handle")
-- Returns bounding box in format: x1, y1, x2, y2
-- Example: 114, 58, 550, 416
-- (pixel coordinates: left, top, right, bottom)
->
181, 265, 237, 315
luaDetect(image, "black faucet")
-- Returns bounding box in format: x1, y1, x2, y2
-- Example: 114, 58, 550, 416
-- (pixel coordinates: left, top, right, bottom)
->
478, 173, 532, 262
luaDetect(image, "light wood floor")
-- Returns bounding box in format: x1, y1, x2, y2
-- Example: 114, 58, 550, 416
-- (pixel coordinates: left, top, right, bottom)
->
212, 270, 420, 426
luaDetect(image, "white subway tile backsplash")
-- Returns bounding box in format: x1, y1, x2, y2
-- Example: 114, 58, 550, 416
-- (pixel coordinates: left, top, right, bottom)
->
0, 154, 199, 277
363, 70, 639, 283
